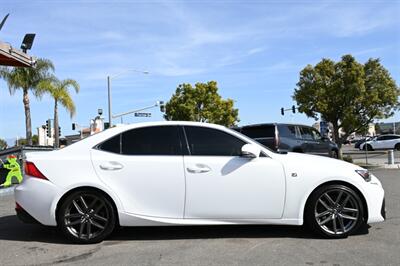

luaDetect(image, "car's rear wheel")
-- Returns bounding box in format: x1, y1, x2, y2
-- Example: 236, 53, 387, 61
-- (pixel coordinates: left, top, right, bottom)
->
330, 150, 339, 159
305, 184, 364, 238
395, 143, 400, 151
57, 190, 116, 244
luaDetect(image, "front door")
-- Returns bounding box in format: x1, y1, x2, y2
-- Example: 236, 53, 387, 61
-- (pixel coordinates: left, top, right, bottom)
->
183, 126, 286, 219
91, 125, 186, 218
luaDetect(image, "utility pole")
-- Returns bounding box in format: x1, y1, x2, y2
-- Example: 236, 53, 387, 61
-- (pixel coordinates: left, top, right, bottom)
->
107, 76, 112, 128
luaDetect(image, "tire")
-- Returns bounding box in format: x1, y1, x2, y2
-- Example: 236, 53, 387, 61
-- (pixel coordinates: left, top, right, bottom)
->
57, 190, 116, 244
304, 184, 365, 239
362, 144, 373, 151
330, 150, 339, 159
395, 143, 400, 151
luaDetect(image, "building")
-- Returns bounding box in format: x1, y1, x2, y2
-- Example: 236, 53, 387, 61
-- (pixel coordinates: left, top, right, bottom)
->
0, 40, 35, 67
375, 122, 400, 135
37, 126, 54, 146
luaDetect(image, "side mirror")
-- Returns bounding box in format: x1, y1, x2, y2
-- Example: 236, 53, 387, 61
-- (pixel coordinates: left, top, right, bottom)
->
241, 144, 261, 159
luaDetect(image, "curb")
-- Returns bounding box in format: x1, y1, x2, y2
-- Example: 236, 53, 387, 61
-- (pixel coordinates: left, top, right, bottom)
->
0, 187, 15, 197
354, 163, 400, 170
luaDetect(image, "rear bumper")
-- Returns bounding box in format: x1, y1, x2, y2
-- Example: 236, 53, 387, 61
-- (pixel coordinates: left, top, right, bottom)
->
15, 203, 40, 224
14, 177, 60, 226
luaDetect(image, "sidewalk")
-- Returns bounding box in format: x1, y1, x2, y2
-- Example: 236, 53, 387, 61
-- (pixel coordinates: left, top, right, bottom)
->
342, 146, 400, 169
0, 187, 14, 196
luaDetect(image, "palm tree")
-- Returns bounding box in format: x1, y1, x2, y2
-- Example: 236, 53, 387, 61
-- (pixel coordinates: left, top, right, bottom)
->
0, 59, 54, 145
38, 77, 80, 148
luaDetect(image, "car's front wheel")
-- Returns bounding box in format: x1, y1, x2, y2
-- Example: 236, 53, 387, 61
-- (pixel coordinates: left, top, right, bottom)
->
305, 184, 364, 238
57, 190, 116, 244
362, 144, 373, 151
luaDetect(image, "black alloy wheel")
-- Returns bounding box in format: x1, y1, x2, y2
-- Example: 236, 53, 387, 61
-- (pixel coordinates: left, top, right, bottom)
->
57, 190, 116, 244
305, 184, 364, 238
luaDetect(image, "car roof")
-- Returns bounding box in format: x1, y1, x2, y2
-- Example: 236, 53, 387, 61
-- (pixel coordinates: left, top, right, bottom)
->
238, 123, 313, 128
115, 121, 229, 130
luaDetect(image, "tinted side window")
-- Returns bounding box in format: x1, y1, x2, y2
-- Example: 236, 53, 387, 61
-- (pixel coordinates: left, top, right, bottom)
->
121, 126, 183, 155
300, 127, 314, 140
241, 125, 275, 138
98, 134, 121, 154
278, 125, 298, 138
311, 129, 322, 140
184, 126, 246, 156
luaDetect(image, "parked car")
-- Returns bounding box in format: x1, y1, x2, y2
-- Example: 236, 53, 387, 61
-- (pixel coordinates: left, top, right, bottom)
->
16, 121, 385, 243
354, 137, 372, 149
233, 123, 339, 158
359, 134, 400, 151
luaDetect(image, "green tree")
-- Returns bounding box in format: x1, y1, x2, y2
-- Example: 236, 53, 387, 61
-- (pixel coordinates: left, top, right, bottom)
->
38, 77, 80, 148
293, 55, 399, 158
0, 138, 7, 150
0, 59, 55, 145
15, 135, 38, 146
164, 81, 239, 127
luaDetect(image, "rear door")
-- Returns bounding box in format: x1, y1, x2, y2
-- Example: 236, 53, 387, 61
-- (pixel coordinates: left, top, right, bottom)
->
91, 125, 186, 218
299, 126, 314, 153
310, 128, 330, 156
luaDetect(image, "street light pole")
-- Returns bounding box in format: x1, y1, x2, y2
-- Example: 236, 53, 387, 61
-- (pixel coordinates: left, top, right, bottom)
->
106, 70, 149, 128
107, 76, 112, 127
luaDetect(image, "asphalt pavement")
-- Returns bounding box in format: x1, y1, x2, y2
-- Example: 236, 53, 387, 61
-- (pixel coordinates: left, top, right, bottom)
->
0, 168, 399, 266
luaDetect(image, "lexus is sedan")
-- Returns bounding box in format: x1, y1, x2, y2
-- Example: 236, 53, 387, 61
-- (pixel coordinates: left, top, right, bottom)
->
15, 122, 385, 243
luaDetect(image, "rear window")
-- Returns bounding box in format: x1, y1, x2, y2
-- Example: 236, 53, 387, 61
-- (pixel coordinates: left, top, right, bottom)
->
240, 125, 275, 138
98, 134, 121, 153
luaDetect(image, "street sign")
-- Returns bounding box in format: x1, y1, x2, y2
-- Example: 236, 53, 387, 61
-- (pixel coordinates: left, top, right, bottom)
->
134, 112, 151, 117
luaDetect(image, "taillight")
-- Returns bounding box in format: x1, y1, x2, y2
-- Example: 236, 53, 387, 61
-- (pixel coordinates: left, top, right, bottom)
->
24, 161, 48, 180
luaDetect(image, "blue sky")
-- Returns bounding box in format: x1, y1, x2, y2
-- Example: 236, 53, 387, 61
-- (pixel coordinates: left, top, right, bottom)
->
1, 0, 399, 141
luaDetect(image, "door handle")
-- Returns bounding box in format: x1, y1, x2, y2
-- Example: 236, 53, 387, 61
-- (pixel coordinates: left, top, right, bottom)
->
100, 161, 123, 170
187, 164, 211, 174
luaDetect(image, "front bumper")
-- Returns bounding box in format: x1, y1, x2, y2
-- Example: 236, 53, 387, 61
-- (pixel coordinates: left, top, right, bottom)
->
364, 175, 385, 224
381, 198, 386, 220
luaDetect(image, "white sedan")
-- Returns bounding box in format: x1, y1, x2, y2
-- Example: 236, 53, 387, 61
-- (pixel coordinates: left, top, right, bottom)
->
15, 121, 385, 243
359, 134, 400, 151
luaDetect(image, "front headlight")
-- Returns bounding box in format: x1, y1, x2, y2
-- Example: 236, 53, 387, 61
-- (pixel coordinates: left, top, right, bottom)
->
355, 169, 371, 182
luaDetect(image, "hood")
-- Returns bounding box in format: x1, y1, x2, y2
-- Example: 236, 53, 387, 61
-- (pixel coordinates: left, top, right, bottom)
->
273, 152, 363, 173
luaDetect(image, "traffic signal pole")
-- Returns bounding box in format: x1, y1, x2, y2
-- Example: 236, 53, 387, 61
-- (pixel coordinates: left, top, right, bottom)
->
280, 105, 297, 115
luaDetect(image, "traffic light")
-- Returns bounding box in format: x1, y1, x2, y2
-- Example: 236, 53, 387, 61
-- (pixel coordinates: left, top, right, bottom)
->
46, 119, 51, 137
159, 101, 165, 113
58, 126, 61, 136
72, 123, 76, 130
280, 108, 284, 116
292, 105, 296, 114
